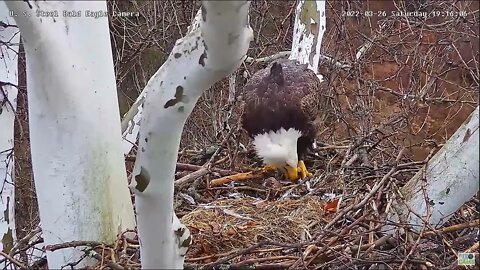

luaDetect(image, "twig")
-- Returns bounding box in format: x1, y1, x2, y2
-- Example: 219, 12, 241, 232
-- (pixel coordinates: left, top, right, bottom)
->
0, 250, 28, 269
245, 51, 291, 64
209, 167, 275, 187
8, 226, 41, 257
245, 51, 352, 71
329, 148, 405, 230
348, 234, 393, 253
303, 149, 405, 268
44, 240, 104, 251
465, 242, 479, 253
176, 129, 234, 189
399, 203, 429, 269
90, 251, 124, 270
234, 256, 298, 267
176, 162, 238, 176
422, 219, 480, 237
175, 167, 210, 188
201, 241, 267, 270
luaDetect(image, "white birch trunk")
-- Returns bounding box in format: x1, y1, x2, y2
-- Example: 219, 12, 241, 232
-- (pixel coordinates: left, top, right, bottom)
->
0, 2, 20, 255
387, 106, 479, 232
121, 9, 204, 155
131, 1, 253, 268
289, 0, 326, 76
4, 1, 135, 268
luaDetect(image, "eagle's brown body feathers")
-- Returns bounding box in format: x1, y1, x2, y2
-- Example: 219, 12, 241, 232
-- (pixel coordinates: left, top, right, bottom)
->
241, 59, 326, 160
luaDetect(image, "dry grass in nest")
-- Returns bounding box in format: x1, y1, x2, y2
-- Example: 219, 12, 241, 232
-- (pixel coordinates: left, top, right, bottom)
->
182, 196, 326, 261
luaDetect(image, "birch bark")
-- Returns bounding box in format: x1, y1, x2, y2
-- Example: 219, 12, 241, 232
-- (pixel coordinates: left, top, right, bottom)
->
290, 0, 326, 77
131, 1, 253, 268
0, 2, 20, 255
387, 106, 479, 232
4, 1, 135, 268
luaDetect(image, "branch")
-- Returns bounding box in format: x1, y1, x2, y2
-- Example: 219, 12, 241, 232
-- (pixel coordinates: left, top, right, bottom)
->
386, 106, 479, 232
289, 0, 326, 74
209, 167, 275, 187
176, 162, 237, 177
132, 1, 253, 268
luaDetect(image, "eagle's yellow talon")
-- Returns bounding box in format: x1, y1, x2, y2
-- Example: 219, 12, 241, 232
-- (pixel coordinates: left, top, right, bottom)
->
297, 160, 312, 179
284, 166, 299, 181
262, 164, 277, 172
282, 160, 312, 181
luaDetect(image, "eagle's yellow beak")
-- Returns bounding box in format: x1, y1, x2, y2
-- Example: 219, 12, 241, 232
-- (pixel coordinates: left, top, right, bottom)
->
283, 160, 312, 181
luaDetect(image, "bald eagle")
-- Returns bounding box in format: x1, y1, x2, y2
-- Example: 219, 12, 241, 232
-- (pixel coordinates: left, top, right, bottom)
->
241, 59, 326, 181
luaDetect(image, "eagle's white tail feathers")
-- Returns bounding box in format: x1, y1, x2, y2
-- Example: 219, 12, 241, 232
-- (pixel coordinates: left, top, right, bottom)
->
253, 128, 302, 168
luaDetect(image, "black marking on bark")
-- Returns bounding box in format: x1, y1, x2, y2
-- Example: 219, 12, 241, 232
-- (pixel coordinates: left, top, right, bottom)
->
438, 201, 445, 205
199, 51, 207, 67
164, 86, 188, 108
192, 39, 199, 51
174, 53, 182, 59
174, 227, 185, 237
134, 167, 150, 192
201, 5, 207, 22
164, 99, 177, 108
183, 76, 186, 80
141, 147, 145, 152
145, 137, 148, 143
462, 128, 472, 143
160, 81, 163, 86
181, 235, 192, 248
446, 187, 450, 194
3, 197, 9, 225
24, 0, 32, 9
228, 33, 240, 45
178, 106, 185, 113
428, 200, 435, 206
298, 47, 302, 52
202, 40, 208, 51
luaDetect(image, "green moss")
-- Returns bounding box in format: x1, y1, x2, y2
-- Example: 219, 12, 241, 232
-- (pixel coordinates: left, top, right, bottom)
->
82, 143, 117, 243
1, 228, 13, 253
299, 0, 320, 35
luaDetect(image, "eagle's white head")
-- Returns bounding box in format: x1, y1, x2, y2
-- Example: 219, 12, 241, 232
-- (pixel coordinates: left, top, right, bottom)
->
253, 127, 301, 172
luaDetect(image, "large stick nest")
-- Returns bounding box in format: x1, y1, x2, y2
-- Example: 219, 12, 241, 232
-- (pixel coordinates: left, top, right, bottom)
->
6, 0, 479, 270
